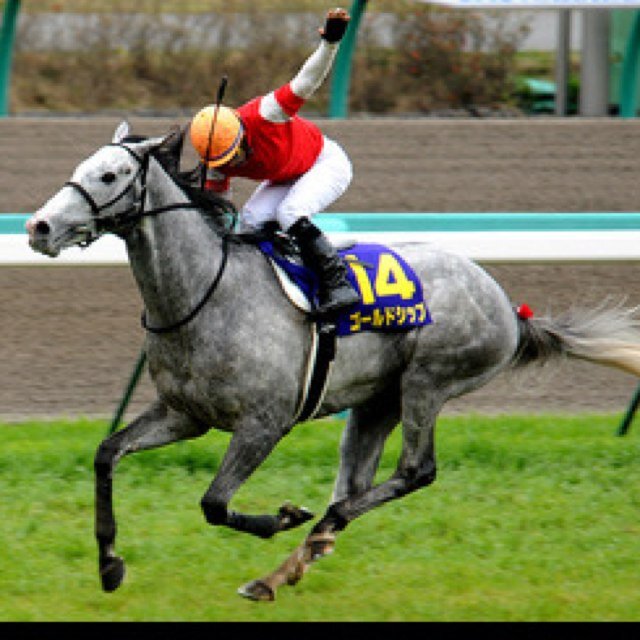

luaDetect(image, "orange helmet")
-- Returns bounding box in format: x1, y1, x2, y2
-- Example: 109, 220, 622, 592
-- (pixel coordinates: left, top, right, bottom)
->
190, 104, 244, 168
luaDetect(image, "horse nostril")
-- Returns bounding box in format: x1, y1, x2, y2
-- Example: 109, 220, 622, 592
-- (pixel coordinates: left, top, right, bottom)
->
35, 220, 51, 236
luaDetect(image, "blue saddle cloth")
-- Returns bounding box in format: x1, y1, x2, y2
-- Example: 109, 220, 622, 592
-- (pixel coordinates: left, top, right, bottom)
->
259, 240, 432, 337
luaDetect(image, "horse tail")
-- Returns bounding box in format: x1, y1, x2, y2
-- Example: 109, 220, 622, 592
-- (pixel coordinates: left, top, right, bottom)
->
512, 300, 640, 377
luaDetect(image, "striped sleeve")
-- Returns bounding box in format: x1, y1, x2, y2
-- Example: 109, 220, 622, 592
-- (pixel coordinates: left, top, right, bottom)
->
273, 83, 306, 117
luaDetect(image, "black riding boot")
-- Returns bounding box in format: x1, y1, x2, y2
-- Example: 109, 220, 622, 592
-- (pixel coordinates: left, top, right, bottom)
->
288, 217, 360, 317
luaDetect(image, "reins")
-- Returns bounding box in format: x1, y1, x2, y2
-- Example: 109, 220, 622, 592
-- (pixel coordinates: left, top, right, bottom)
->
140, 234, 229, 335
67, 141, 231, 335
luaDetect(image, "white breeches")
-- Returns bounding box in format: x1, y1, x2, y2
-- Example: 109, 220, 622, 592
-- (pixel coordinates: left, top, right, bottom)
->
240, 137, 352, 232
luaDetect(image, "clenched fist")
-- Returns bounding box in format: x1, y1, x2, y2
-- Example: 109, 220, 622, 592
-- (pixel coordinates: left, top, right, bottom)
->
320, 7, 351, 43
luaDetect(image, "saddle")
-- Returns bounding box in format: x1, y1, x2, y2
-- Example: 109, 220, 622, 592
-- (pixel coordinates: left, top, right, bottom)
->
240, 223, 433, 425
252, 223, 432, 337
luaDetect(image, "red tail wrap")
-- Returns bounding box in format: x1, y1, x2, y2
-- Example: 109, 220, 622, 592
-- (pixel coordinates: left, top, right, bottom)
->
516, 303, 534, 320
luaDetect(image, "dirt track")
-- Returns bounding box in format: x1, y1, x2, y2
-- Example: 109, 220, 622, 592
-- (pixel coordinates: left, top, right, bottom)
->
2, 117, 640, 422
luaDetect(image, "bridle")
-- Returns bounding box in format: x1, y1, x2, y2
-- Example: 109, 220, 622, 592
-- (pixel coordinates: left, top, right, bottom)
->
65, 141, 230, 335
64, 143, 151, 242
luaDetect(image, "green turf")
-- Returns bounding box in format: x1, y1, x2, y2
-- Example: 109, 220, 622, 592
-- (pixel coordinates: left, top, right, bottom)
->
0, 414, 638, 621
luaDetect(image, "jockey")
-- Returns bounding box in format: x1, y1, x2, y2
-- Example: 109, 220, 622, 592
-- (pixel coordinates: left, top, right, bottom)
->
189, 7, 359, 318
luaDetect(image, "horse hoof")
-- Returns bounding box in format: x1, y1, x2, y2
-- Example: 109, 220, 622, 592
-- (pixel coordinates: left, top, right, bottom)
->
100, 556, 126, 592
237, 579, 275, 602
278, 502, 314, 531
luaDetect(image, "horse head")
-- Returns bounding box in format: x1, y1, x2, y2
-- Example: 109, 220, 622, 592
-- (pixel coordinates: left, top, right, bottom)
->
26, 121, 180, 257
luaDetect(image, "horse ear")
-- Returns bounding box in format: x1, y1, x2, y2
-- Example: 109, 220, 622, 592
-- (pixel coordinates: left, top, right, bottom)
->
151, 126, 186, 175
112, 121, 131, 144
126, 127, 184, 164
159, 125, 186, 159
125, 134, 168, 156
160, 125, 186, 156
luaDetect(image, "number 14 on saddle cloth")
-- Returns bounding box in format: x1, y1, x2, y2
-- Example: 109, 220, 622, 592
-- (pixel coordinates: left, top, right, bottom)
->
259, 241, 432, 336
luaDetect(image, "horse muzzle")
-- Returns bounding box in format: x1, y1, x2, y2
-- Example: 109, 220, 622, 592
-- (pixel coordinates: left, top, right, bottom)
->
26, 213, 94, 257
26, 215, 57, 256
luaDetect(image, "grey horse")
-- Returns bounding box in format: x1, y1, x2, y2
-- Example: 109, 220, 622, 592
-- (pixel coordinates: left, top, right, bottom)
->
26, 123, 640, 601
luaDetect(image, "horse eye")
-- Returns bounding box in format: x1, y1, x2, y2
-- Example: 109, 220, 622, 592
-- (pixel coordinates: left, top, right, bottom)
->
101, 172, 117, 184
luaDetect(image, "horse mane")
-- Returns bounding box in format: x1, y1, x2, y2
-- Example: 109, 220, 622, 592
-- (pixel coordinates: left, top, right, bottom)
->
169, 164, 239, 235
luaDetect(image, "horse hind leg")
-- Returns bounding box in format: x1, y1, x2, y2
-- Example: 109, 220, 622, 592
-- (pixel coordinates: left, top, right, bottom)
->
238, 391, 401, 601
289, 361, 510, 594
95, 400, 208, 592
239, 382, 448, 601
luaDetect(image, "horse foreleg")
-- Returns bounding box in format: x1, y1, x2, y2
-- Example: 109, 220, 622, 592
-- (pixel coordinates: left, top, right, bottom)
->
94, 400, 207, 592
199, 415, 313, 539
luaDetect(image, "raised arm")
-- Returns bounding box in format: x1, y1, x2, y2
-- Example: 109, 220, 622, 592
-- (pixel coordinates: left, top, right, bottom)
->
260, 8, 350, 122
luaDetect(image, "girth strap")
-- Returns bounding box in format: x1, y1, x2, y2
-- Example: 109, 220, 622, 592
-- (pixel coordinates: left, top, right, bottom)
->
291, 321, 337, 424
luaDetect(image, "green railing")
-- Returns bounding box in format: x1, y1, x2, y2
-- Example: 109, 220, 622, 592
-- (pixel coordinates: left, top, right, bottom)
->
328, 0, 368, 119
0, 0, 21, 117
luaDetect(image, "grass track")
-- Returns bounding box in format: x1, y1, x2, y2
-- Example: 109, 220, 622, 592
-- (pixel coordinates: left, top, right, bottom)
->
0, 414, 638, 621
